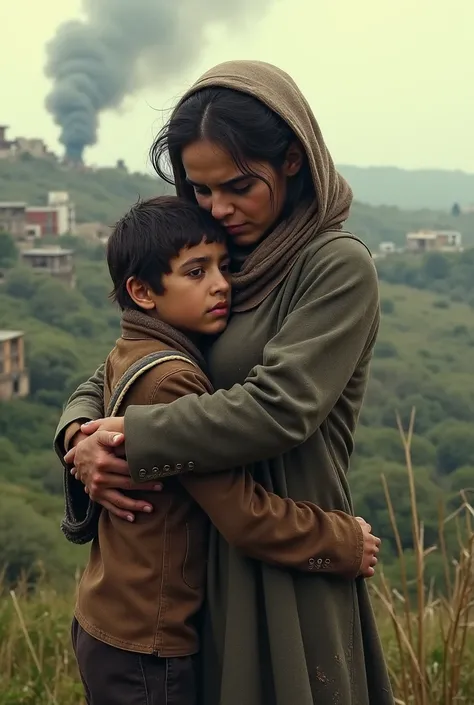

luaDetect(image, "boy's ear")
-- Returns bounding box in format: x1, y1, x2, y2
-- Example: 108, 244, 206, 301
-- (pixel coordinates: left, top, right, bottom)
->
126, 277, 156, 310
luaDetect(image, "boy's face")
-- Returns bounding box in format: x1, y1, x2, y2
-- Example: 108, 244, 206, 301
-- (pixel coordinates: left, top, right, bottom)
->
131, 239, 231, 336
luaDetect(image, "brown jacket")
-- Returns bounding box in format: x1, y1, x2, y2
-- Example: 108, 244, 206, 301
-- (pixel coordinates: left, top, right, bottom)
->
73, 312, 364, 657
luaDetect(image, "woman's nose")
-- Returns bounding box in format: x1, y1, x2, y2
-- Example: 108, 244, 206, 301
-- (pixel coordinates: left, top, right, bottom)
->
211, 195, 234, 221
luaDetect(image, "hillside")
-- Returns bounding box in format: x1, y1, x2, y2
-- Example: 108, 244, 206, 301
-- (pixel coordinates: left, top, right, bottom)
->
1, 158, 474, 249
339, 164, 474, 211
0, 241, 473, 587
0, 156, 167, 227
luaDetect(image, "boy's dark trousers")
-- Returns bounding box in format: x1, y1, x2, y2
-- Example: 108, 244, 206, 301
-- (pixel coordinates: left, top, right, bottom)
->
71, 618, 198, 705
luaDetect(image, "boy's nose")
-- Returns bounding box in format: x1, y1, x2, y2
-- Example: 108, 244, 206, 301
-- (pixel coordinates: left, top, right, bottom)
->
212, 272, 230, 293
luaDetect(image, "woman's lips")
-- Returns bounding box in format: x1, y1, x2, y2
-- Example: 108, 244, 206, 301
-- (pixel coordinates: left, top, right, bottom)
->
225, 223, 247, 235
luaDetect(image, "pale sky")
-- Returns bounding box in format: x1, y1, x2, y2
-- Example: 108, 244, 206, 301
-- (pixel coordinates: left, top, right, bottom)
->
1, 0, 472, 174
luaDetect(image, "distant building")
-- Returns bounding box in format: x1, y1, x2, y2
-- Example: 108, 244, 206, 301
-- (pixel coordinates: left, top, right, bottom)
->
15, 137, 49, 159
379, 241, 397, 255
0, 125, 17, 159
0, 125, 55, 161
0, 331, 29, 401
25, 224, 42, 239
21, 246, 76, 288
75, 221, 111, 243
26, 191, 76, 237
406, 229, 463, 254
0, 201, 27, 239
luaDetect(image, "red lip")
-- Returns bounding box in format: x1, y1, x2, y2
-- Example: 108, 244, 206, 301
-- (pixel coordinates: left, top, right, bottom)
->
225, 223, 247, 234
209, 302, 229, 316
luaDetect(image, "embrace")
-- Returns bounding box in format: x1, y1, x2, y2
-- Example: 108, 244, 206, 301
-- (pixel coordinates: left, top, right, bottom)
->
54, 60, 394, 705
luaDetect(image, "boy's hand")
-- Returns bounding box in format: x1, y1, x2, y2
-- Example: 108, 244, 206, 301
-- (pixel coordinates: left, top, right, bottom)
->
355, 517, 381, 578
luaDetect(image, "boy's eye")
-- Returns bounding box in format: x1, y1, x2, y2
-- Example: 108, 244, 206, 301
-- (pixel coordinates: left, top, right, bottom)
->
187, 268, 204, 278
220, 261, 230, 273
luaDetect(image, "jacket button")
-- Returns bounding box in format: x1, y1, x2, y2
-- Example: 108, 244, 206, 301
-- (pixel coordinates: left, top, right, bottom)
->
163, 464, 171, 473
152, 466, 159, 473
175, 463, 183, 471
139, 469, 147, 479
187, 461, 195, 470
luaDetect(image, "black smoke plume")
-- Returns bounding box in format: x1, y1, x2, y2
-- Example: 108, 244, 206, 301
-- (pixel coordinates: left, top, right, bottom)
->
45, 0, 271, 162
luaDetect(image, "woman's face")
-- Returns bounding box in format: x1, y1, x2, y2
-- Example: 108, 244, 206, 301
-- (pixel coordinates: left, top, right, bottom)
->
182, 139, 300, 247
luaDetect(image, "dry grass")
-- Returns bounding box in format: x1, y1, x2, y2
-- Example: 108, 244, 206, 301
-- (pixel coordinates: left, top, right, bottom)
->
372, 409, 474, 704
0, 410, 472, 704
0, 574, 83, 705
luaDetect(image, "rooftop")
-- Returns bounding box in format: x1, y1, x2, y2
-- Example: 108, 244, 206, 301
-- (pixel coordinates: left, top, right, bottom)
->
21, 247, 74, 256
0, 330, 23, 342
407, 231, 437, 240
26, 205, 61, 213
0, 202, 27, 209
406, 229, 462, 240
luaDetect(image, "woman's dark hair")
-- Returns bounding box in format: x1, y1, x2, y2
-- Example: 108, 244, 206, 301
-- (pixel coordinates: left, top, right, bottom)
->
107, 195, 227, 311
150, 88, 314, 215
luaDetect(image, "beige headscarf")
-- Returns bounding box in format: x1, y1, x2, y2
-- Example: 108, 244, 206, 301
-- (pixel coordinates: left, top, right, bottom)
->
172, 60, 353, 311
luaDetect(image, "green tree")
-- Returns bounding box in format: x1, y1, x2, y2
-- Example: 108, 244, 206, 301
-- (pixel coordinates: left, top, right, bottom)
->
29, 279, 86, 328
28, 337, 81, 396
355, 427, 436, 467
26, 450, 64, 495
0, 494, 68, 586
0, 400, 59, 453
449, 465, 474, 495
350, 464, 441, 553
0, 232, 18, 267
380, 298, 395, 315
0, 438, 24, 484
5, 266, 47, 299
434, 424, 474, 474
374, 340, 399, 359
451, 202, 461, 217
423, 252, 450, 280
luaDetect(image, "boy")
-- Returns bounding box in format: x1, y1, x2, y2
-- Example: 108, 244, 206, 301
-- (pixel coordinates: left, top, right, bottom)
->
67, 196, 379, 705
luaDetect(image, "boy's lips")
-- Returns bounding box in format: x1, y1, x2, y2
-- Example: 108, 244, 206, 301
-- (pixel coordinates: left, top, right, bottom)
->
208, 302, 229, 317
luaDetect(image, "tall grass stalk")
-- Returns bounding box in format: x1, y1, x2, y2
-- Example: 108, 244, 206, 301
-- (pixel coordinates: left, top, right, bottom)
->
372, 408, 474, 704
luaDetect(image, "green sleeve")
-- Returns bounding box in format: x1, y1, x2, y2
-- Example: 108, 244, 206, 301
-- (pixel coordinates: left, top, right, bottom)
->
53, 363, 106, 459
124, 238, 380, 482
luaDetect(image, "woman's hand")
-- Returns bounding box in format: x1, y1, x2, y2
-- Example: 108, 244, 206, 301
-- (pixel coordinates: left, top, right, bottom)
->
355, 517, 381, 578
64, 425, 162, 522
79, 417, 125, 436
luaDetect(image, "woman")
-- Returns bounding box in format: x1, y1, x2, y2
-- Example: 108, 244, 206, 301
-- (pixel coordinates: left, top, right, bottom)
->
57, 60, 393, 705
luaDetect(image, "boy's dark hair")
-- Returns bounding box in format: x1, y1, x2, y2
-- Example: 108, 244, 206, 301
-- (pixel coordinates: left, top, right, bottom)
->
150, 87, 314, 214
107, 195, 227, 310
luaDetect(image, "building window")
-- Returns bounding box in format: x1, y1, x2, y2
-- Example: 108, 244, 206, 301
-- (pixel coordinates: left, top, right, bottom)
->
10, 339, 20, 371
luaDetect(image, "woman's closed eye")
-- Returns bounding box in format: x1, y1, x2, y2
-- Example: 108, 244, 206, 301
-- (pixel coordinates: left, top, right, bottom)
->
194, 181, 253, 197
194, 185, 211, 197
230, 181, 252, 195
